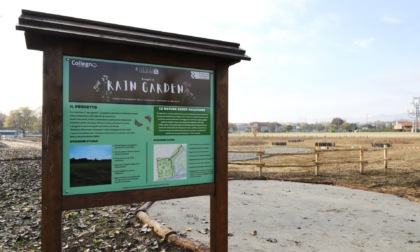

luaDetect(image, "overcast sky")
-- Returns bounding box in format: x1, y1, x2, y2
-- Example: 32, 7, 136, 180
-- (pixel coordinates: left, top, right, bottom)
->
1, 0, 419, 123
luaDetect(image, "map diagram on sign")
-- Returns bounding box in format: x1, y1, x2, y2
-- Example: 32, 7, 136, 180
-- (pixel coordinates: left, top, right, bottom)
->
154, 144, 187, 181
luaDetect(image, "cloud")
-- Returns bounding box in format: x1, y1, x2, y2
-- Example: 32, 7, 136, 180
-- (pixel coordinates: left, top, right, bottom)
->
353, 38, 375, 48
381, 16, 403, 24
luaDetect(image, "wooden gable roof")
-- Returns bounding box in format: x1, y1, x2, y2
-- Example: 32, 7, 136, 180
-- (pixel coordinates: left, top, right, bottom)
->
16, 9, 251, 63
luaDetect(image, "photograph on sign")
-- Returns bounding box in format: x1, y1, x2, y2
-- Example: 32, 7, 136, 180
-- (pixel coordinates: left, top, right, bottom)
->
69, 145, 112, 187
62, 56, 214, 195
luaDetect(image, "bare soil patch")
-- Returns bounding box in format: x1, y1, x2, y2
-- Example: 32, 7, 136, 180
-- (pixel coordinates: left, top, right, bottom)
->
228, 133, 420, 202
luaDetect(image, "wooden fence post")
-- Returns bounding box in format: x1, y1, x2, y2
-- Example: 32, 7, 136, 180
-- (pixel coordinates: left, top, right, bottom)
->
315, 150, 320, 176
359, 146, 364, 174
384, 146, 388, 169
258, 150, 263, 177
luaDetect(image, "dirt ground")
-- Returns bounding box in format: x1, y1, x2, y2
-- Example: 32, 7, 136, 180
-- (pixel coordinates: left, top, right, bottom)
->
0, 138, 189, 252
1, 133, 419, 251
228, 133, 420, 203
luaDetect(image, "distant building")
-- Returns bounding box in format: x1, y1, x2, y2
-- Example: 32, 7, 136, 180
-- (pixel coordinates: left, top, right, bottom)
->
236, 123, 251, 132
394, 121, 413, 131
0, 130, 19, 139
249, 122, 282, 132
359, 124, 375, 131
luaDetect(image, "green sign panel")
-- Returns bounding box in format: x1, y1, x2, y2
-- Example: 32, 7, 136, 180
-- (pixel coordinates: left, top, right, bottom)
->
62, 56, 214, 195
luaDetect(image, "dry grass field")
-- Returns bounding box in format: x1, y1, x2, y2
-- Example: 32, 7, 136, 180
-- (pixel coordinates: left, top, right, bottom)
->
228, 132, 420, 202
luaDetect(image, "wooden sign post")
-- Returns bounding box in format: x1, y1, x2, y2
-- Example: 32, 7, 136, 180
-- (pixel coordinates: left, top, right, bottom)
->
17, 9, 250, 251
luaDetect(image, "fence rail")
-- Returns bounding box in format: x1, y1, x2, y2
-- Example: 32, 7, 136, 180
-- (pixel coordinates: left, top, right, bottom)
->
228, 146, 390, 176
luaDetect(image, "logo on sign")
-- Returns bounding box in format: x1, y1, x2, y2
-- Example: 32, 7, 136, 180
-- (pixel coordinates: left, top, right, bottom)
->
136, 66, 159, 74
71, 60, 97, 68
191, 71, 210, 80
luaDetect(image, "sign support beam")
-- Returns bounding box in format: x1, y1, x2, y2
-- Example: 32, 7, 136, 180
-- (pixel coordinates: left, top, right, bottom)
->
211, 62, 229, 251
41, 42, 64, 252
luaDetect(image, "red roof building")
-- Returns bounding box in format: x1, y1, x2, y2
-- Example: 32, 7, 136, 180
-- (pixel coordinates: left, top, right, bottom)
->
394, 121, 413, 131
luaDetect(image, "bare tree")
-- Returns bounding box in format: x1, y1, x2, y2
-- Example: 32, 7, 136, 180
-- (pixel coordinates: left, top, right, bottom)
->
251, 123, 259, 137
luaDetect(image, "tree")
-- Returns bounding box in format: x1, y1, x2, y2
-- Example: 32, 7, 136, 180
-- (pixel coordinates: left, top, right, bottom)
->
340, 122, 351, 132
283, 124, 293, 132
4, 107, 37, 137
0, 112, 6, 129
313, 122, 327, 132
331, 117, 345, 131
32, 106, 42, 133
300, 123, 311, 132
228, 123, 238, 132
268, 122, 279, 132
251, 123, 259, 137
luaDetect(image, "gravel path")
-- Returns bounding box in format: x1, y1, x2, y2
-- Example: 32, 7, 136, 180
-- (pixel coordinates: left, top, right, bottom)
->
228, 147, 311, 161
148, 180, 420, 251
0, 138, 42, 150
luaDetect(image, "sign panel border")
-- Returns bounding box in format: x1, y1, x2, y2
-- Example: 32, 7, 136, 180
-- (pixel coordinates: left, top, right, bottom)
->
62, 56, 215, 196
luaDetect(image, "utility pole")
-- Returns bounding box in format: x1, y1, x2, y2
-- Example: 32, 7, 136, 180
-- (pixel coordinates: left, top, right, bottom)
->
408, 97, 420, 133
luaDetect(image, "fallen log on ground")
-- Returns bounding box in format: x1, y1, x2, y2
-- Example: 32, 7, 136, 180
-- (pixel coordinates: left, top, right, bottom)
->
136, 204, 210, 252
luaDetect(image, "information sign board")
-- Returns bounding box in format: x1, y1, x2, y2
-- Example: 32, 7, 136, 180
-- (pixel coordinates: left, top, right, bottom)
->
62, 56, 214, 195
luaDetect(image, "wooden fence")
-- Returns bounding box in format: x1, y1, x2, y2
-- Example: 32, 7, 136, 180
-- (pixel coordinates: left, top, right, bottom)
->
228, 146, 390, 177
